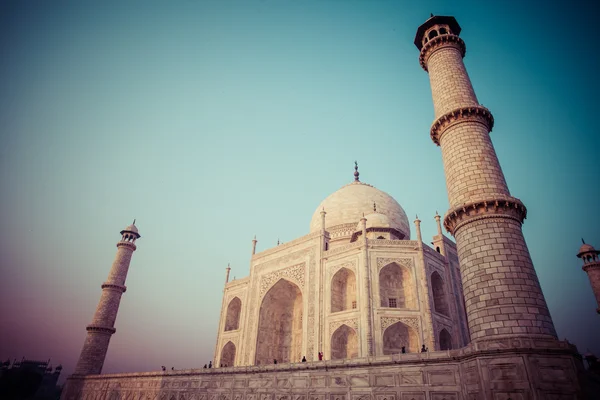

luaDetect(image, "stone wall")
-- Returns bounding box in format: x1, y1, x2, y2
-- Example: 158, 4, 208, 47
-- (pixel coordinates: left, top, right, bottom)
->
62, 340, 582, 400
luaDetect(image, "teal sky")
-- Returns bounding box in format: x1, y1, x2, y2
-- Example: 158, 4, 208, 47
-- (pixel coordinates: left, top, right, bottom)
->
0, 0, 599, 380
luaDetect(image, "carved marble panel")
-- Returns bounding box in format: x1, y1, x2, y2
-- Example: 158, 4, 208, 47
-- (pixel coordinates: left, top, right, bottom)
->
380, 316, 420, 332
376, 257, 413, 271
329, 318, 358, 333
259, 263, 306, 298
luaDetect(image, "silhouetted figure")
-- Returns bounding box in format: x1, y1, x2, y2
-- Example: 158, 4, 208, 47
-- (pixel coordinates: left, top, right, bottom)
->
203, 364, 207, 369
171, 367, 174, 371
302, 356, 306, 363
161, 366, 166, 371
208, 361, 212, 368
421, 345, 428, 353
273, 359, 277, 365
401, 346, 406, 354
220, 364, 223, 367
318, 352, 323, 361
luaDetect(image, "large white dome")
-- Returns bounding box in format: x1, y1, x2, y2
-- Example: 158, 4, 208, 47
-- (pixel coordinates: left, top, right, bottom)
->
309, 181, 410, 239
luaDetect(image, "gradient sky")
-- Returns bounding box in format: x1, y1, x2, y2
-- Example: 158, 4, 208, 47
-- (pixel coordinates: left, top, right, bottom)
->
1, 0, 599, 382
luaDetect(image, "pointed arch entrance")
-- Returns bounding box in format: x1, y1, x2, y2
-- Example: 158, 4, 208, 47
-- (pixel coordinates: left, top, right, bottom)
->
331, 267, 357, 312
379, 262, 415, 308
224, 297, 241, 331
220, 341, 236, 367
255, 279, 303, 365
330, 324, 358, 360
431, 271, 449, 316
439, 328, 452, 350
382, 321, 418, 354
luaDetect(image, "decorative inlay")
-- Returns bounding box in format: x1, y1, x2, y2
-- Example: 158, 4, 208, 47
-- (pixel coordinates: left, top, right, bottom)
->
328, 261, 356, 279
419, 33, 466, 71
430, 106, 494, 145
380, 317, 420, 333
376, 258, 413, 271
307, 258, 316, 360
324, 241, 363, 256
259, 263, 306, 298
443, 197, 527, 235
329, 319, 358, 334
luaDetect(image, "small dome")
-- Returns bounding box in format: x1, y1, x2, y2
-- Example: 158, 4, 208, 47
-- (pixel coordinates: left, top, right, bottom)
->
124, 224, 138, 233
120, 221, 140, 237
363, 212, 391, 230
578, 243, 597, 257
310, 182, 410, 239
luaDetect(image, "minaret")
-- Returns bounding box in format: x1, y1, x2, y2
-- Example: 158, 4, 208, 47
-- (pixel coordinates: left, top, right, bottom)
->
74, 221, 140, 375
251, 236, 257, 256
415, 16, 556, 341
577, 240, 600, 314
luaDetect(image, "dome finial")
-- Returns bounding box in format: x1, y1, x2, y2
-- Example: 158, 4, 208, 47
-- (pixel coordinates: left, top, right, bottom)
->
354, 161, 360, 182
133, 219, 136, 225
582, 238, 586, 244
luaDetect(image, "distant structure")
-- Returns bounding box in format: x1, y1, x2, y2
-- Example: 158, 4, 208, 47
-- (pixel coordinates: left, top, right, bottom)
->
0, 358, 62, 400
73, 222, 140, 375
578, 240, 600, 314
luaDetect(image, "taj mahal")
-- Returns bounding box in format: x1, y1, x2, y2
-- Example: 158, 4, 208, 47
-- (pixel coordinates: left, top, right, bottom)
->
214, 163, 469, 368
60, 15, 600, 400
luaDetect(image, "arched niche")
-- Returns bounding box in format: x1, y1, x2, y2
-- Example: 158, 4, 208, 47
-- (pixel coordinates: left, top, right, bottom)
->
431, 271, 449, 316
224, 297, 242, 331
254, 279, 303, 365
220, 341, 236, 367
379, 262, 415, 308
331, 268, 357, 313
382, 321, 418, 354
330, 324, 358, 360
439, 328, 452, 350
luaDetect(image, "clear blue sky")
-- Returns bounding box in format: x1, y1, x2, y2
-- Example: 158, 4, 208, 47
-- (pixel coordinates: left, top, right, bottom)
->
0, 0, 598, 380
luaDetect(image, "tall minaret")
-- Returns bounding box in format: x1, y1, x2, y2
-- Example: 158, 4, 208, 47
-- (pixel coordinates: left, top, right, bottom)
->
577, 240, 600, 314
415, 16, 556, 342
74, 221, 141, 375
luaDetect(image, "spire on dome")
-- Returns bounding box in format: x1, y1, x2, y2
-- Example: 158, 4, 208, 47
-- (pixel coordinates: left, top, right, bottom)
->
354, 161, 360, 182
582, 238, 586, 244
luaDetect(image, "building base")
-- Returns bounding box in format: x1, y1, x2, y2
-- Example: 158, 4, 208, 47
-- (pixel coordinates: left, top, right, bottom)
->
61, 339, 587, 400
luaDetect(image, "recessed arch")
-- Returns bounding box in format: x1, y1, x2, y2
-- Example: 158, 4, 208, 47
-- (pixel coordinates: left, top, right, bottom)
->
255, 279, 303, 365
220, 341, 236, 367
439, 328, 452, 350
431, 271, 449, 316
383, 321, 418, 354
379, 262, 415, 308
224, 297, 241, 331
330, 324, 358, 360
429, 29, 438, 39
331, 267, 356, 313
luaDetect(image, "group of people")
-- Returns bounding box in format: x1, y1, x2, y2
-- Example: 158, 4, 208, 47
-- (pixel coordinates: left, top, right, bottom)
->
171, 346, 427, 372
399, 345, 428, 354
274, 351, 325, 365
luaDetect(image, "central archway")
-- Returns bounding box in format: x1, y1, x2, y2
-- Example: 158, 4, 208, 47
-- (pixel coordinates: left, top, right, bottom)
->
255, 279, 303, 365
382, 321, 418, 354
330, 324, 358, 360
